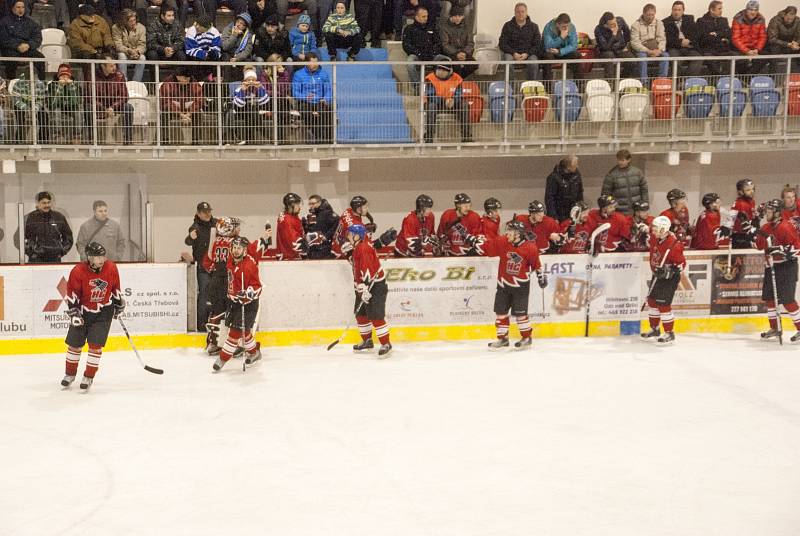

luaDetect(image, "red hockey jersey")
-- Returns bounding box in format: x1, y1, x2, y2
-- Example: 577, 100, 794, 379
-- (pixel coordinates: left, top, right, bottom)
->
395, 211, 436, 257
586, 209, 631, 252
649, 232, 686, 272
732, 196, 757, 234
557, 218, 593, 254
754, 219, 800, 264
483, 236, 541, 287
514, 214, 560, 253
437, 209, 482, 256
782, 201, 800, 221
332, 208, 364, 258
691, 209, 723, 250
202, 235, 234, 272
226, 254, 262, 304
66, 260, 122, 313
352, 240, 385, 285
660, 207, 692, 247
481, 214, 500, 240
276, 211, 305, 261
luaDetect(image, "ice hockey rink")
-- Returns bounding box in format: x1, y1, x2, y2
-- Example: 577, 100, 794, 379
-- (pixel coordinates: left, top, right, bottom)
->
3, 334, 800, 536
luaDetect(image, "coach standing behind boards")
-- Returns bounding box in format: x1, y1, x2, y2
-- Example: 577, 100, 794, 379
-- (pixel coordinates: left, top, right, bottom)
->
544, 155, 584, 222
185, 201, 216, 332
14, 191, 73, 263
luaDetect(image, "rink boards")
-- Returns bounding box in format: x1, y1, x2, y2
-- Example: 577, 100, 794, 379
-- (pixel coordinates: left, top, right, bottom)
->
0, 251, 781, 353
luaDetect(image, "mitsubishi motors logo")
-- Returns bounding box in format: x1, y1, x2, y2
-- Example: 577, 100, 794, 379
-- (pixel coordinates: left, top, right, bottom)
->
43, 277, 69, 312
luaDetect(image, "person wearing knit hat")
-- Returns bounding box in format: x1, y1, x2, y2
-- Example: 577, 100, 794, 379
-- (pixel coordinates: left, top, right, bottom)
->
424, 58, 472, 143
289, 12, 318, 60
732, 0, 768, 72
0, 0, 46, 79
438, 2, 477, 78
221, 11, 255, 62
323, 1, 361, 60
767, 4, 800, 71
254, 13, 292, 62
48, 63, 84, 144
230, 64, 270, 144
441, 0, 473, 27
276, 0, 321, 41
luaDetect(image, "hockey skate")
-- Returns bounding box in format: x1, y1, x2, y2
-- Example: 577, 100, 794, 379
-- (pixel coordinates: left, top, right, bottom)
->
657, 331, 675, 344
640, 327, 661, 339
514, 337, 532, 349
206, 343, 221, 355
377, 343, 393, 358
232, 346, 245, 359
61, 375, 75, 388
79, 376, 93, 390
791, 332, 800, 343
353, 339, 374, 352
488, 337, 509, 349
245, 343, 262, 365
212, 357, 226, 372
761, 328, 780, 340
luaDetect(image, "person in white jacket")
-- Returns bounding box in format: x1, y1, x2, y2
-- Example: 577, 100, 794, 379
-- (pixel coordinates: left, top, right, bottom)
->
629, 3, 670, 84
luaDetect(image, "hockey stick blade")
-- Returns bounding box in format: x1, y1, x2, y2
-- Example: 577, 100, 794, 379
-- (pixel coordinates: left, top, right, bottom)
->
118, 317, 165, 375
326, 338, 342, 351
144, 365, 164, 374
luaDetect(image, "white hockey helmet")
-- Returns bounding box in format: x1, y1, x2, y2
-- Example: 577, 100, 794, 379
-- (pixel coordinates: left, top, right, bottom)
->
651, 215, 671, 236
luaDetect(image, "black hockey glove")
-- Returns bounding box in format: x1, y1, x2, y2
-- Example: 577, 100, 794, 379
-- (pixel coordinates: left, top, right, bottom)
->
112, 297, 126, 319
718, 225, 732, 239
373, 228, 398, 249
766, 245, 794, 260
524, 231, 536, 242
654, 265, 673, 280
67, 307, 84, 326
537, 271, 548, 288
365, 222, 378, 234
305, 232, 324, 247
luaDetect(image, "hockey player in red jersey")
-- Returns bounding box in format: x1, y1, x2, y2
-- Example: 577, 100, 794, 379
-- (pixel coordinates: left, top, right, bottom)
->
437, 193, 483, 256
480, 198, 502, 240
660, 189, 693, 247
731, 178, 757, 249
692, 193, 729, 250
348, 224, 393, 357
622, 200, 654, 252
514, 200, 561, 254
212, 236, 263, 371
586, 195, 631, 252
752, 199, 800, 342
276, 193, 307, 260
332, 195, 369, 258
781, 185, 800, 234
556, 202, 593, 254
61, 242, 125, 390
204, 216, 241, 354
395, 194, 436, 257
641, 216, 686, 344
483, 220, 547, 349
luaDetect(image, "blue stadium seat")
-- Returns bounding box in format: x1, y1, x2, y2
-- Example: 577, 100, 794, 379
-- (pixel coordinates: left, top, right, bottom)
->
553, 80, 581, 122
750, 76, 780, 117
683, 77, 714, 119
716, 77, 746, 118
488, 81, 515, 123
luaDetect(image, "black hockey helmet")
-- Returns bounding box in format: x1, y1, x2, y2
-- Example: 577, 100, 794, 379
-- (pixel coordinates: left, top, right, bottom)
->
597, 194, 617, 209
632, 200, 650, 213
667, 188, 687, 204
85, 242, 106, 258
230, 236, 250, 257
454, 193, 471, 206
484, 197, 502, 212
415, 194, 433, 211
736, 178, 754, 192
764, 198, 783, 214
528, 200, 545, 213
505, 220, 526, 234
350, 195, 368, 211
283, 192, 302, 209
702, 192, 720, 209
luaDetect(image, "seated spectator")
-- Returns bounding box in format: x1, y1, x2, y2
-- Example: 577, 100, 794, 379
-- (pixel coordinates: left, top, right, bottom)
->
11, 69, 48, 143
291, 51, 332, 143
498, 2, 541, 81
112, 8, 147, 82
47, 64, 83, 144
0, 0, 45, 80
630, 3, 670, 85
423, 63, 472, 143
15, 191, 73, 264
254, 13, 291, 61
402, 7, 441, 82
767, 6, 800, 73
439, 5, 476, 79
248, 0, 277, 29
159, 66, 203, 144
289, 13, 318, 61
94, 56, 133, 145
185, 15, 222, 79
323, 1, 361, 61
260, 53, 292, 143
697, 0, 733, 75
228, 66, 271, 144
663, 1, 703, 75
68, 3, 114, 60
393, 0, 440, 39
134, 0, 177, 27
541, 13, 579, 81
595, 12, 633, 78
277, 0, 321, 41
441, 0, 471, 26
146, 4, 185, 62
732, 0, 768, 73
222, 12, 255, 62
76, 200, 127, 261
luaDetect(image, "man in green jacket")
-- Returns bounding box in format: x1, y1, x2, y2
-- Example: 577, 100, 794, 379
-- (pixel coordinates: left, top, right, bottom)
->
601, 149, 649, 216
47, 64, 83, 144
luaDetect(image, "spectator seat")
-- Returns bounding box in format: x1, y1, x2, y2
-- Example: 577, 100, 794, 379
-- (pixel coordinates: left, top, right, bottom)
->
520, 80, 548, 123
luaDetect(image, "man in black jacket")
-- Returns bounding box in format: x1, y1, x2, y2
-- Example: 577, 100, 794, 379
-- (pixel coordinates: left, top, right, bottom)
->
14, 191, 73, 263
544, 156, 584, 222
498, 2, 541, 80
663, 1, 703, 75
0, 0, 44, 79
185, 201, 216, 331
402, 6, 441, 82
595, 12, 634, 78
303, 194, 339, 259
254, 14, 291, 61
697, 0, 733, 75
146, 5, 186, 61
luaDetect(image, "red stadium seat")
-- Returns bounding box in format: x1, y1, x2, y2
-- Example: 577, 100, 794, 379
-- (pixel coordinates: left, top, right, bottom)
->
650, 77, 681, 120
788, 74, 800, 116
460, 81, 485, 123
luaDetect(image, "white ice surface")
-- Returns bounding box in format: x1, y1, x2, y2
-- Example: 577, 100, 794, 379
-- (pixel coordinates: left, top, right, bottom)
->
3, 334, 800, 536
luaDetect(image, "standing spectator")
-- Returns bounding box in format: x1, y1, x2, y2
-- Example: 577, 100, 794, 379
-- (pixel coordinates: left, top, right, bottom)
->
303, 194, 339, 259
402, 7, 441, 82
229, 66, 271, 144
0, 0, 44, 80
185, 201, 216, 332
260, 53, 292, 143
289, 13, 318, 61
15, 191, 73, 264
221, 12, 255, 62
292, 51, 333, 143
11, 69, 48, 143
323, 1, 361, 60
544, 155, 583, 222
146, 5, 185, 62
247, 0, 277, 30
767, 6, 800, 73
663, 1, 703, 76
112, 9, 147, 82
439, 5, 475, 78
47, 64, 83, 145
541, 13, 579, 81
254, 13, 291, 61
355, 0, 383, 48
498, 2, 541, 81
595, 12, 633, 79
630, 3, 670, 85
732, 0, 768, 73
423, 63, 471, 142
601, 149, 648, 216
159, 66, 204, 144
76, 200, 127, 261
67, 3, 114, 60
94, 56, 133, 145
697, 0, 733, 74
277, 0, 321, 42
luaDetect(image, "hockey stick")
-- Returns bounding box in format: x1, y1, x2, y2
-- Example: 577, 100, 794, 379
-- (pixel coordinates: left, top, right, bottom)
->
767, 236, 784, 346
584, 222, 611, 337
640, 248, 671, 312
721, 208, 737, 279
326, 278, 377, 351
117, 316, 164, 374
241, 270, 247, 371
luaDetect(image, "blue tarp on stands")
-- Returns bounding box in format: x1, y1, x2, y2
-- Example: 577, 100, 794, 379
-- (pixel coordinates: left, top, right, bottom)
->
318, 48, 412, 144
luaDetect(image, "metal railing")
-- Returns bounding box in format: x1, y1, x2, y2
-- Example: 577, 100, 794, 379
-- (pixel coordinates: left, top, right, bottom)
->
0, 54, 798, 151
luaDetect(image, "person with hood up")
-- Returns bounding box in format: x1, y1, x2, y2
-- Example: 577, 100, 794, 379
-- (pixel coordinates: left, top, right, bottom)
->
222, 11, 255, 62
289, 13, 318, 61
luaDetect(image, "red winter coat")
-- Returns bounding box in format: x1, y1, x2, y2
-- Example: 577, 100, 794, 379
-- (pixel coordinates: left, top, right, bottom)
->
732, 9, 767, 53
